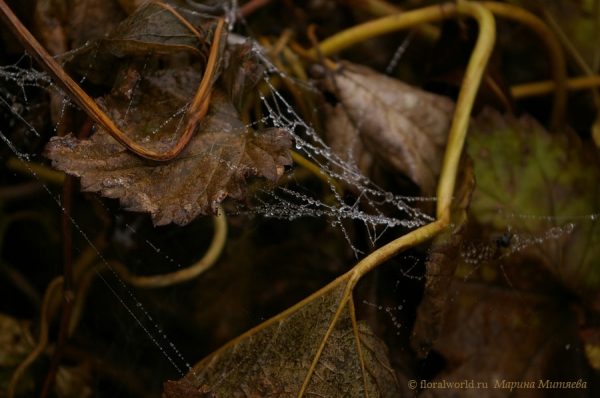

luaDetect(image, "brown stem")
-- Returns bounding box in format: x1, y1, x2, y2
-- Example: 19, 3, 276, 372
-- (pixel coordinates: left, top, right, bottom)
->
40, 120, 93, 398
240, 0, 272, 18
0, 1, 222, 161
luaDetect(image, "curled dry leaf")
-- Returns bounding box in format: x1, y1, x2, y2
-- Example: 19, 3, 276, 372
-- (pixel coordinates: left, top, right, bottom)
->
44, 3, 292, 226
180, 279, 400, 397
322, 61, 455, 196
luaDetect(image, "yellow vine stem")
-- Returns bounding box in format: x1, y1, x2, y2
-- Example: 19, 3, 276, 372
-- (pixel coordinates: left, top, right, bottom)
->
512, 75, 600, 98
349, 0, 442, 43
186, 2, 494, 395
314, 1, 566, 130
107, 208, 227, 288
0, 1, 223, 162
481, 1, 567, 131
7, 277, 63, 398
299, 2, 496, 396
7, 157, 66, 185
328, 1, 494, 279
313, 3, 456, 58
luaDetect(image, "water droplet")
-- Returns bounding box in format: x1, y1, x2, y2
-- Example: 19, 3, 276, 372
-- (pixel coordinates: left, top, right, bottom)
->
563, 223, 574, 233
549, 227, 562, 239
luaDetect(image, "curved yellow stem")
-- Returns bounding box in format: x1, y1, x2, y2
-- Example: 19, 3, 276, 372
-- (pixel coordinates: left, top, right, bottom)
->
334, 1, 496, 277
313, 3, 456, 58
109, 209, 227, 288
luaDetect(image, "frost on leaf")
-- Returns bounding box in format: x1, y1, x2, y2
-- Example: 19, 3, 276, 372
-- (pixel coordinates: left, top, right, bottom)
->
177, 280, 400, 397
322, 61, 455, 196
43, 3, 292, 226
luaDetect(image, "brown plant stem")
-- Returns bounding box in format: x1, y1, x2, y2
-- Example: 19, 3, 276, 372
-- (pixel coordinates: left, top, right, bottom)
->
40, 119, 92, 398
0, 1, 223, 161
239, 0, 272, 18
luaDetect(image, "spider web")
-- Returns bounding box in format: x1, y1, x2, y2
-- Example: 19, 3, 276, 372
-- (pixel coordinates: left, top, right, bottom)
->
0, 1, 596, 396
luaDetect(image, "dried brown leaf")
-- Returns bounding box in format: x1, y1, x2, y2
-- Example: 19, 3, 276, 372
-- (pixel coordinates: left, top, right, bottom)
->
163, 379, 216, 398
61, 2, 218, 85
322, 61, 455, 196
44, 88, 292, 226
220, 40, 265, 114
422, 283, 588, 398
181, 278, 400, 397
43, 5, 290, 226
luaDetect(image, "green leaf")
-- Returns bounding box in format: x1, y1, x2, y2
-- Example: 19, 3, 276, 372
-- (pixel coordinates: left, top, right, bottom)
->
466, 108, 600, 293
